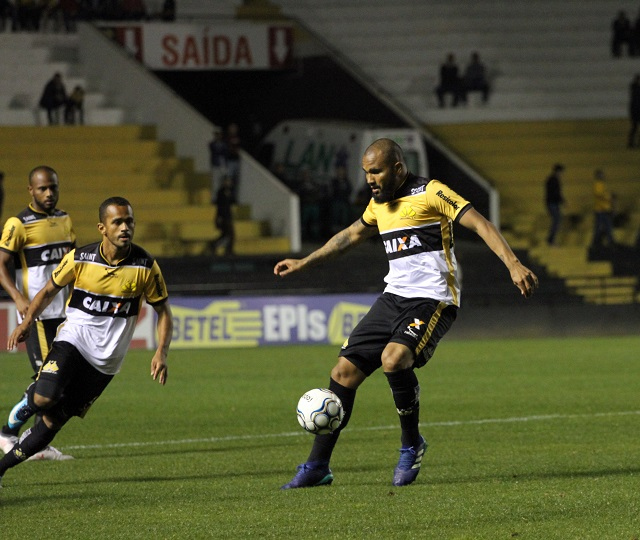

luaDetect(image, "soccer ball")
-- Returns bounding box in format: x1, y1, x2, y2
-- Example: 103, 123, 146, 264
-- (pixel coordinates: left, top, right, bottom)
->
296, 388, 344, 435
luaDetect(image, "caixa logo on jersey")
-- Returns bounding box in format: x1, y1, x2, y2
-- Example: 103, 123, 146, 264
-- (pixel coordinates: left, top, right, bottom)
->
71, 291, 139, 318
41, 245, 70, 263
383, 234, 422, 256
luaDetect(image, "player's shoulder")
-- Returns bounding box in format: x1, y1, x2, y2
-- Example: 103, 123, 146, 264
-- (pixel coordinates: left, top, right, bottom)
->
127, 243, 156, 269
395, 173, 430, 198
73, 242, 100, 262
14, 206, 41, 224
51, 208, 71, 219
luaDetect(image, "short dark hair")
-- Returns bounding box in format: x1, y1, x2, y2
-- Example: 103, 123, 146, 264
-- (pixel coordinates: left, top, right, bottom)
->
99, 196, 132, 223
553, 163, 565, 172
28, 165, 57, 184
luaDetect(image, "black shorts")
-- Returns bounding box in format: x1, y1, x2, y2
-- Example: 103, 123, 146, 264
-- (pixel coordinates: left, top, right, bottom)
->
25, 318, 64, 375
35, 340, 114, 423
339, 293, 457, 376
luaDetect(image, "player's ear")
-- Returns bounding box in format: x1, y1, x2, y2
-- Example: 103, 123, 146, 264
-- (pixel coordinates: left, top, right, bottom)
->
97, 222, 105, 235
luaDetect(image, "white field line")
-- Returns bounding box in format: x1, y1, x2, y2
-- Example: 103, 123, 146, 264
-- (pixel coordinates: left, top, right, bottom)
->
63, 410, 640, 451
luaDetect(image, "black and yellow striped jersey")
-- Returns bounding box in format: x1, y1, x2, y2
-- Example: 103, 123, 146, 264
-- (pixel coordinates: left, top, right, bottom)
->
0, 204, 75, 320
52, 241, 169, 375
361, 173, 471, 306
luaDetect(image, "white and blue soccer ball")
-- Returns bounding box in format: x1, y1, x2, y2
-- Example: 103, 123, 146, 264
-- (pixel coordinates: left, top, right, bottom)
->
296, 388, 344, 435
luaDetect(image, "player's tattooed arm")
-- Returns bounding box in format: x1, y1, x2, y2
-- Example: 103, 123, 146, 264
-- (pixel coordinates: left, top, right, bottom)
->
274, 219, 376, 277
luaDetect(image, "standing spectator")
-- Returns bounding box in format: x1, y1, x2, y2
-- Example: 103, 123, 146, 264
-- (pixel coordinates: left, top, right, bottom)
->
0, 0, 17, 31
434, 53, 461, 108
545, 163, 565, 245
160, 0, 175, 21
38, 72, 66, 125
209, 176, 235, 256
612, 10, 633, 57
329, 165, 353, 234
628, 74, 640, 148
208, 128, 228, 199
298, 169, 324, 242
461, 51, 490, 105
591, 169, 615, 250
64, 85, 84, 125
225, 122, 241, 200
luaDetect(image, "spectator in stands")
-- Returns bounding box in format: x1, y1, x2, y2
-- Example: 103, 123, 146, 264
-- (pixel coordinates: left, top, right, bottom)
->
591, 169, 615, 250
329, 165, 353, 234
209, 175, 235, 256
0, 0, 17, 31
208, 128, 228, 199
628, 74, 640, 148
460, 52, 490, 105
434, 53, 462, 108
64, 85, 84, 125
160, 0, 175, 21
225, 122, 242, 200
16, 0, 43, 31
121, 0, 146, 20
612, 10, 633, 57
38, 72, 67, 125
298, 169, 325, 242
545, 163, 565, 246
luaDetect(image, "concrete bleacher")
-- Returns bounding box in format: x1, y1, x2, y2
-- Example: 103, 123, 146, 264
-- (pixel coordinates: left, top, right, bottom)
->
273, 0, 640, 124
0, 32, 125, 125
0, 126, 289, 257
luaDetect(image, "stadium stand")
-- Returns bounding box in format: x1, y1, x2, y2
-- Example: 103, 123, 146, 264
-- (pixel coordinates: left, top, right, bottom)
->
0, 30, 290, 257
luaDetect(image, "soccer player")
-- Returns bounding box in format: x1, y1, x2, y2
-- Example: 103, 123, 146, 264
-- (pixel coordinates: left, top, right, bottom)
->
274, 139, 538, 489
0, 166, 75, 460
0, 197, 173, 488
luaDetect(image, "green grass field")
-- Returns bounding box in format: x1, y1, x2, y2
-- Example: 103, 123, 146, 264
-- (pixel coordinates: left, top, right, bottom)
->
0, 336, 639, 539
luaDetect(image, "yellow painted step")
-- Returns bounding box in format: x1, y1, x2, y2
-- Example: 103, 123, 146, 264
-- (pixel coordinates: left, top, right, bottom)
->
0, 125, 157, 143
0, 140, 176, 159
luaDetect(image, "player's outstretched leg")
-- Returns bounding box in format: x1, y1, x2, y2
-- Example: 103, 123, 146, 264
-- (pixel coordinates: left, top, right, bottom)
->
281, 379, 356, 490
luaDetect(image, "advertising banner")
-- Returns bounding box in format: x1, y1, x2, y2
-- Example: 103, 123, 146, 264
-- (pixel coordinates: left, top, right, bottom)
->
170, 294, 378, 348
102, 22, 294, 70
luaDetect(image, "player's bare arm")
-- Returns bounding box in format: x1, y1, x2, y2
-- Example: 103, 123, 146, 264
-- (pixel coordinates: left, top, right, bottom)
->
459, 208, 539, 298
0, 250, 30, 317
150, 301, 172, 385
7, 278, 63, 349
274, 219, 376, 277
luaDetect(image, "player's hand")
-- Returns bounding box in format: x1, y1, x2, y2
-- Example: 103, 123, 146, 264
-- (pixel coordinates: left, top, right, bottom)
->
150, 355, 168, 385
7, 323, 30, 350
274, 258, 303, 277
510, 264, 539, 298
15, 297, 30, 319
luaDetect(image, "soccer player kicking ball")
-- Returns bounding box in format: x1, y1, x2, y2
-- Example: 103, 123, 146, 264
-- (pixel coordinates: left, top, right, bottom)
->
0, 197, 172, 489
274, 139, 538, 489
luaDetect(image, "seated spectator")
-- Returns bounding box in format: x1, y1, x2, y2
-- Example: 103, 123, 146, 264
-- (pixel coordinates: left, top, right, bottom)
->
612, 10, 633, 57
64, 85, 84, 124
434, 52, 462, 108
460, 51, 490, 105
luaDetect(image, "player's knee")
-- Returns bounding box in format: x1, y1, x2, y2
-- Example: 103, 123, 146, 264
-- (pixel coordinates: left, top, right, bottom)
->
381, 344, 413, 372
32, 392, 56, 410
330, 359, 363, 388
